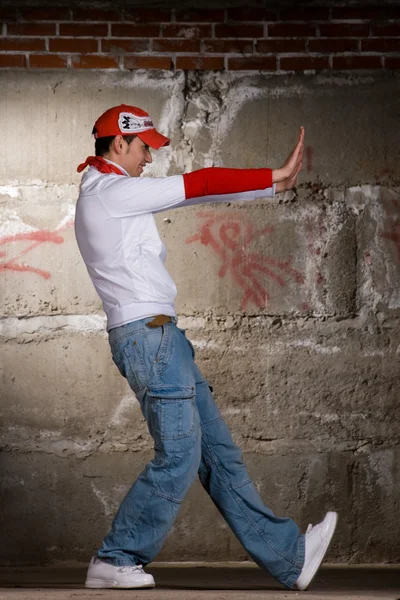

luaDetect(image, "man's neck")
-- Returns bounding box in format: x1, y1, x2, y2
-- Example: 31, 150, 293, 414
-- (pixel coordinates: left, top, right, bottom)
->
103, 157, 130, 177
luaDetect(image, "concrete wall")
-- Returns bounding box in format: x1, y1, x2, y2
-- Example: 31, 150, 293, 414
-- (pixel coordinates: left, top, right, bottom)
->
1, 2, 400, 567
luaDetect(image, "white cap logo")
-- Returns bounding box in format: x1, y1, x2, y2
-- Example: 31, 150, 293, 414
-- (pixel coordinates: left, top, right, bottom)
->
118, 112, 154, 134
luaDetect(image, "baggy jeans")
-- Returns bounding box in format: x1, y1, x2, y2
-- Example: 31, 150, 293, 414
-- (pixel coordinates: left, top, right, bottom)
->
97, 317, 305, 589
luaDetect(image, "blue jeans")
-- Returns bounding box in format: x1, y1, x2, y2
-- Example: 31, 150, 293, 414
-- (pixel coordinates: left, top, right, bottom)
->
98, 317, 305, 589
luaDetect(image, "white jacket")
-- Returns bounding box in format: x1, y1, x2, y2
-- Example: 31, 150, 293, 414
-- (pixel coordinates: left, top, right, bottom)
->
75, 162, 275, 331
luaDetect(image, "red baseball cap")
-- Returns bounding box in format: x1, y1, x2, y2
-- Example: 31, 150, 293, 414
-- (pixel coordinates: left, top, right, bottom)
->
92, 104, 170, 149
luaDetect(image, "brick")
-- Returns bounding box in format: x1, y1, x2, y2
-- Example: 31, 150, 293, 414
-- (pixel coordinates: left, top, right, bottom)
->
371, 24, 400, 37
30, 54, 68, 68
162, 24, 211, 38
309, 39, 359, 52
227, 8, 277, 21
20, 7, 71, 20
112, 24, 160, 38
123, 8, 172, 22
280, 56, 329, 71
72, 8, 121, 21
176, 56, 224, 70
124, 55, 172, 69
153, 39, 200, 53
268, 23, 316, 37
0, 54, 26, 67
101, 39, 149, 53
279, 8, 330, 20
59, 24, 108, 37
49, 38, 98, 53
333, 55, 382, 69
71, 55, 119, 69
331, 7, 388, 20
203, 39, 254, 54
228, 56, 276, 70
319, 24, 370, 37
385, 57, 400, 69
386, 8, 400, 18
256, 39, 306, 53
0, 38, 45, 51
215, 24, 264, 38
7, 23, 56, 36
0, 7, 17, 21
362, 39, 400, 52
175, 9, 225, 22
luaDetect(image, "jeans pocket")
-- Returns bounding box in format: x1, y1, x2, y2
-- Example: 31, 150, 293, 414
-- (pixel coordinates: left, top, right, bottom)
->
186, 338, 196, 359
111, 349, 127, 378
145, 325, 165, 364
115, 337, 149, 393
178, 328, 195, 359
146, 386, 196, 442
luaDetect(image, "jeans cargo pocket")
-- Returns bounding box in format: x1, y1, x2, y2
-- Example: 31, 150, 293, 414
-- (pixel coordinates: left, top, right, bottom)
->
146, 386, 196, 442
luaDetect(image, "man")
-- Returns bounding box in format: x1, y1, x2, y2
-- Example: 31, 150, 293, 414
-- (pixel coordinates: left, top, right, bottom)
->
75, 104, 337, 591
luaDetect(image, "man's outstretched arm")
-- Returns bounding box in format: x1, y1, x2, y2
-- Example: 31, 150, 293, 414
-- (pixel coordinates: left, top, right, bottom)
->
183, 126, 304, 198
98, 127, 304, 217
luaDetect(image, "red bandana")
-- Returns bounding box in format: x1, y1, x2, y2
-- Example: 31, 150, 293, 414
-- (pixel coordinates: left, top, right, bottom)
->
77, 156, 126, 176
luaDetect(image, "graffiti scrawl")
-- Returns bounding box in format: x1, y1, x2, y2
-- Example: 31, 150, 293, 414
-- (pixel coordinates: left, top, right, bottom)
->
186, 211, 304, 309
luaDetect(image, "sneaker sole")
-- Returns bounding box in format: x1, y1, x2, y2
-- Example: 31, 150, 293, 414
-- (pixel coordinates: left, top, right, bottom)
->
296, 511, 338, 591
85, 578, 155, 589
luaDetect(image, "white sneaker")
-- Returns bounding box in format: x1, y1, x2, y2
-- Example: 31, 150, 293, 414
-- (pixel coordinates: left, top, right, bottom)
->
294, 511, 338, 591
85, 556, 155, 589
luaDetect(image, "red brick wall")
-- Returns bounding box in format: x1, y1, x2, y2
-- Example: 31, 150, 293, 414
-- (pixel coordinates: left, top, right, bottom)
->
0, 5, 399, 71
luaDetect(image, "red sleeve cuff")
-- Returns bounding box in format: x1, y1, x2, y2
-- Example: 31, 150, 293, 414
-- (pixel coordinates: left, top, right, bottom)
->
183, 167, 273, 200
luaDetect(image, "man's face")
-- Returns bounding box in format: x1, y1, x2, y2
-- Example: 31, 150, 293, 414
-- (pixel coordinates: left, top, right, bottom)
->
121, 136, 152, 177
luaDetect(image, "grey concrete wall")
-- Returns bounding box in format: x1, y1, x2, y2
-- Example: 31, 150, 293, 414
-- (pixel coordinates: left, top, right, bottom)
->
1, 69, 399, 566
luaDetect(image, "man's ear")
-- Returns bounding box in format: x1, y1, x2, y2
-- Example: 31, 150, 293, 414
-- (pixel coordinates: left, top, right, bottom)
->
113, 135, 125, 155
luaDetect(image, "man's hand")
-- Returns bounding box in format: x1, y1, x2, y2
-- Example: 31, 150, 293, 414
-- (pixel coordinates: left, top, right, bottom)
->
275, 151, 303, 193
272, 127, 304, 184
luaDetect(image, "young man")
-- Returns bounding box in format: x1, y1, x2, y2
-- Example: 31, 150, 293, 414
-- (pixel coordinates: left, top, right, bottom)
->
75, 104, 337, 591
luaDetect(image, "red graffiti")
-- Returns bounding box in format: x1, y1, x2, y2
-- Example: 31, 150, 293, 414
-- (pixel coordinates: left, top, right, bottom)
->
186, 212, 304, 309
0, 222, 74, 279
